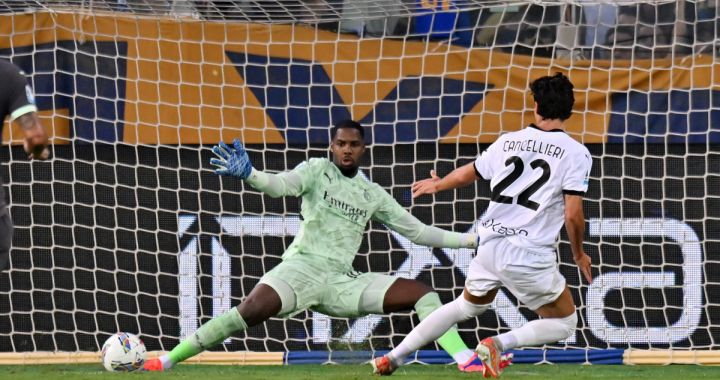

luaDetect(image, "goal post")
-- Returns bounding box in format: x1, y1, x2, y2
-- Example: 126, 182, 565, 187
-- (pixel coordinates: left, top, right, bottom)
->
0, 0, 718, 365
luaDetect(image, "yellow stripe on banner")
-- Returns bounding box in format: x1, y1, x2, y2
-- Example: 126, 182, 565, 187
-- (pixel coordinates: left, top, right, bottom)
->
0, 351, 284, 366
0, 352, 101, 365
624, 350, 720, 365
178, 351, 284, 366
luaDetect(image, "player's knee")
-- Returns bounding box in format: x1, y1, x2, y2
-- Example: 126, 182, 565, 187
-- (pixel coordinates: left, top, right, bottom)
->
395, 278, 433, 300
558, 312, 578, 339
456, 296, 491, 320
237, 298, 272, 327
236, 302, 256, 325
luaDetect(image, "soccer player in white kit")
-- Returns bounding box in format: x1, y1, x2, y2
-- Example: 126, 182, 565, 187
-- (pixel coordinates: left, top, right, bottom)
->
373, 73, 594, 378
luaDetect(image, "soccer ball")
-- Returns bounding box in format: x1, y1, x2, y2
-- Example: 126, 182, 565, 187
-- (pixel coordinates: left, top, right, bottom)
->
101, 332, 147, 372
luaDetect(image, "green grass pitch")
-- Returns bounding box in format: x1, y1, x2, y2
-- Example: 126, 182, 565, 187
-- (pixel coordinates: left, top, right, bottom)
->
1, 364, 718, 380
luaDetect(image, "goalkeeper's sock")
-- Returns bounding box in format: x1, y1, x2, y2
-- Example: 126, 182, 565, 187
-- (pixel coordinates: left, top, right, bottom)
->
164, 307, 248, 368
413, 293, 476, 365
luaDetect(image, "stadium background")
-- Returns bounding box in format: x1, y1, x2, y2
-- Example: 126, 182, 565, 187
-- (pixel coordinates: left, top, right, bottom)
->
0, 4, 717, 363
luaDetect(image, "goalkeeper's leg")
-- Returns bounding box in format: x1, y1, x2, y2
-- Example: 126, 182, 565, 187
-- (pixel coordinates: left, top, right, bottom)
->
143, 284, 282, 371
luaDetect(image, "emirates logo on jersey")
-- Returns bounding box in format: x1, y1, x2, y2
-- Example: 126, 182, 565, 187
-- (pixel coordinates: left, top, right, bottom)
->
322, 191, 368, 223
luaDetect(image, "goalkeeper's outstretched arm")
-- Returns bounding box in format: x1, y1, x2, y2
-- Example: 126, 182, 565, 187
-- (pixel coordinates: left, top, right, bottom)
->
374, 189, 477, 249
210, 139, 307, 197
244, 169, 304, 198
388, 212, 478, 249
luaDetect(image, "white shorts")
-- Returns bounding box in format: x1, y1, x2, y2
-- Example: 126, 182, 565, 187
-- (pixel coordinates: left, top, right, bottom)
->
466, 237, 566, 310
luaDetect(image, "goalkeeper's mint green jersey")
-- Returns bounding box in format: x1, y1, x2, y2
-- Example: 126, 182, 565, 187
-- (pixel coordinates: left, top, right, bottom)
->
253, 158, 410, 270
245, 157, 475, 271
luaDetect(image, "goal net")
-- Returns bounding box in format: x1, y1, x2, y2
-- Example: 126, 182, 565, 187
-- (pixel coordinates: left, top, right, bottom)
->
0, 0, 717, 364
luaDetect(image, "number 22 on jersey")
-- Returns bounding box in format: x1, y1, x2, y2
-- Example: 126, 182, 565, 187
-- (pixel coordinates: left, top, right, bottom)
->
491, 156, 551, 211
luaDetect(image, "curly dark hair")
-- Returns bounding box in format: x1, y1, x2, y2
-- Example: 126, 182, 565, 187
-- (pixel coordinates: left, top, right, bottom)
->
330, 119, 365, 140
530, 72, 575, 121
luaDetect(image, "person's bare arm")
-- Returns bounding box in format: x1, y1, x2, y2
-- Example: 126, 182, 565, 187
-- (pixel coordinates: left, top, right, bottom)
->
564, 193, 592, 283
15, 112, 49, 160
411, 162, 480, 198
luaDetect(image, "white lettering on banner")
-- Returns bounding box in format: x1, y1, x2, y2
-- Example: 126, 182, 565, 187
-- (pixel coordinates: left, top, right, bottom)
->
216, 215, 302, 237
587, 218, 703, 344
182, 236, 235, 341
176, 215, 703, 346
212, 238, 231, 333
177, 215, 198, 341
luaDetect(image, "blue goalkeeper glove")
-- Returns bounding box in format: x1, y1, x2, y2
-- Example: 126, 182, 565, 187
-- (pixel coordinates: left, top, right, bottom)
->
210, 139, 253, 179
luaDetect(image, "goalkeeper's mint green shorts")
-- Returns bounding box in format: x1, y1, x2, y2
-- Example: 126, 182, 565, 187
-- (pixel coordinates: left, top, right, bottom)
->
259, 256, 398, 318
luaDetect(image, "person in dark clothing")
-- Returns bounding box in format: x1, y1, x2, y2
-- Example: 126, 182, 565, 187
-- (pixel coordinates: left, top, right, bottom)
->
0, 59, 50, 271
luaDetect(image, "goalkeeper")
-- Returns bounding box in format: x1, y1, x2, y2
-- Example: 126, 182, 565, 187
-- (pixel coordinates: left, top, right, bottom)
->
144, 120, 511, 372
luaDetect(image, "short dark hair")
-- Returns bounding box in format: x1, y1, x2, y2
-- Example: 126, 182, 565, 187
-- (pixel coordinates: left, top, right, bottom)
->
330, 119, 365, 140
530, 72, 575, 121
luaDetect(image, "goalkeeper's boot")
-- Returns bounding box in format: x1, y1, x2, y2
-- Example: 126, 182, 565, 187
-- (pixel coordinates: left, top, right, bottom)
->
458, 351, 514, 373
371, 356, 398, 376
142, 358, 164, 372
476, 337, 503, 378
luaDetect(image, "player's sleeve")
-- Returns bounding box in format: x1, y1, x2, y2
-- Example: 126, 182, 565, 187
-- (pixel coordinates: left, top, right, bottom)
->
245, 158, 319, 198
7, 67, 38, 121
473, 138, 503, 180
372, 190, 477, 249
562, 147, 593, 196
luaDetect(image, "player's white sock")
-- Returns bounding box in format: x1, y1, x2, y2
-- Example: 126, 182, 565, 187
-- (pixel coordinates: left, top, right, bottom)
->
453, 349, 475, 365
413, 292, 473, 365
159, 354, 173, 369
496, 312, 577, 351
387, 297, 490, 364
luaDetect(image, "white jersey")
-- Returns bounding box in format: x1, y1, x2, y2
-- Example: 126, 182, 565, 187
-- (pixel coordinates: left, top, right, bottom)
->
474, 124, 592, 253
